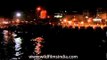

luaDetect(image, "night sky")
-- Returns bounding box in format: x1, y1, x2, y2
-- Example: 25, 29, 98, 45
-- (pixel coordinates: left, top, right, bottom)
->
0, 0, 107, 17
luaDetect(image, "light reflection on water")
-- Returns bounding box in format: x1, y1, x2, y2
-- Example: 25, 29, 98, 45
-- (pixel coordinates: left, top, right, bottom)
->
0, 24, 106, 60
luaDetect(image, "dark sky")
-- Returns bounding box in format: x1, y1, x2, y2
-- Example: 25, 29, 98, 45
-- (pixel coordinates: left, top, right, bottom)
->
43, 0, 107, 10
0, 0, 107, 17
0, 0, 37, 17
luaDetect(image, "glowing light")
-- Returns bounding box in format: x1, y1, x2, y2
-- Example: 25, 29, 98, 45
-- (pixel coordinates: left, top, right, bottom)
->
85, 16, 89, 19
40, 10, 47, 19
87, 19, 92, 23
54, 15, 63, 18
60, 19, 62, 21
49, 22, 51, 25
61, 21, 63, 23
2, 21, 9, 24
80, 21, 84, 25
16, 12, 21, 17
101, 25, 104, 29
16, 19, 20, 23
73, 18, 76, 21
68, 21, 72, 24
47, 16, 50, 18
63, 19, 67, 22
93, 25, 97, 29
36, 7, 41, 11
93, 18, 102, 22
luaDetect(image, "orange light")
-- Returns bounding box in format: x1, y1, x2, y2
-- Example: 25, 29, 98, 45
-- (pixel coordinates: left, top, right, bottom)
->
63, 19, 67, 22
80, 21, 84, 24
87, 19, 91, 23
16, 19, 20, 23
61, 21, 63, 23
68, 21, 72, 25
40, 10, 47, 19
73, 18, 76, 21
85, 16, 89, 19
